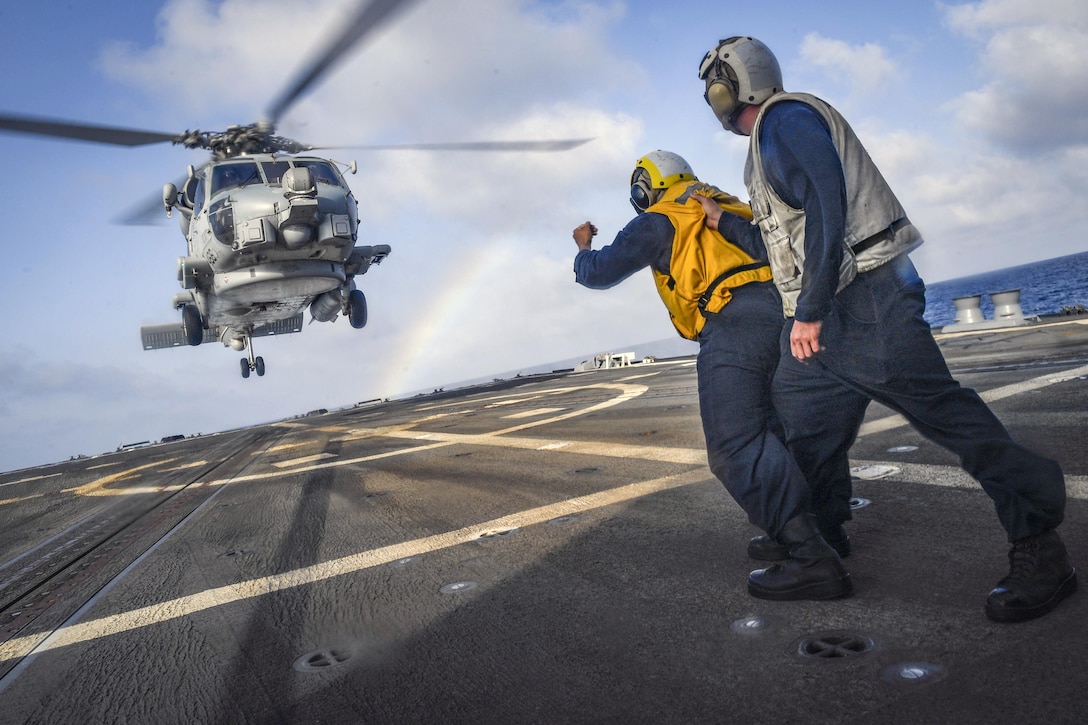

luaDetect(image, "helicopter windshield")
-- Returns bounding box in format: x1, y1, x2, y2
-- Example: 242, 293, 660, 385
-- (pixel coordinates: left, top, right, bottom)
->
295, 160, 343, 187
260, 161, 292, 186
211, 162, 261, 195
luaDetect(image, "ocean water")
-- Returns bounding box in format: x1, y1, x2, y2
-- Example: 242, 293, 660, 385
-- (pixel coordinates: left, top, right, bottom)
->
922, 251, 1088, 328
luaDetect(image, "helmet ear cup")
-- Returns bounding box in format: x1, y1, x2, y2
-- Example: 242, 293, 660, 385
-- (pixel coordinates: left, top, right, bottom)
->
705, 80, 739, 125
630, 178, 654, 214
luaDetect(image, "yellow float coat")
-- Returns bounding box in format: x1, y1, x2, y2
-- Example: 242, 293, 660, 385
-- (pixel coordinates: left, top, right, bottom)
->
648, 181, 771, 340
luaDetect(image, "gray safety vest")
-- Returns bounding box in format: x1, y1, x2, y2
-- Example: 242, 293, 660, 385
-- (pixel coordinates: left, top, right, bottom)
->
744, 92, 923, 317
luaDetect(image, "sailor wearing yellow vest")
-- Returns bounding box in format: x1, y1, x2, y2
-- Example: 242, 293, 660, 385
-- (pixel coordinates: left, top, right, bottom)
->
571, 150, 851, 600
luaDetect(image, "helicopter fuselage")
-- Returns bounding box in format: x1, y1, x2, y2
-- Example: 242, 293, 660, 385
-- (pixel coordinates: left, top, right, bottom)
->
152, 153, 388, 375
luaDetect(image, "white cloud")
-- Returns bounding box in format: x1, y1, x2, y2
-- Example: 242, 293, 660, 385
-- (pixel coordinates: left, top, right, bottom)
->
941, 0, 1088, 36
942, 0, 1088, 151
798, 33, 899, 96
100, 0, 632, 140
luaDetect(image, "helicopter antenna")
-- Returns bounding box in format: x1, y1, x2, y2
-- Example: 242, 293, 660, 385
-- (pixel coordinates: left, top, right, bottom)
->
265, 0, 422, 126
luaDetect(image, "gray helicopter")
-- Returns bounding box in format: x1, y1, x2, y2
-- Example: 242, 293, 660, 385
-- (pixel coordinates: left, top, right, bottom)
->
0, 0, 589, 378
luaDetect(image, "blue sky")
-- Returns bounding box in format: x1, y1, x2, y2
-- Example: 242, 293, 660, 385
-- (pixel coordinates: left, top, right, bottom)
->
1, 0, 1086, 471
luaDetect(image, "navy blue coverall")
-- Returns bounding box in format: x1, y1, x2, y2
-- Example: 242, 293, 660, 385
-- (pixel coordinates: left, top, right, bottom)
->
718, 101, 1066, 542
575, 211, 813, 538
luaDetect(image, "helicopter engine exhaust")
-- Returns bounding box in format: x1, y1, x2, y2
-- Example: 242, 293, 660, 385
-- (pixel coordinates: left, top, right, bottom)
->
310, 290, 342, 322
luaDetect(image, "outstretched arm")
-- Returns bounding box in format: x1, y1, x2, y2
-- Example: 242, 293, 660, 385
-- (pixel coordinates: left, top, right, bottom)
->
571, 213, 675, 290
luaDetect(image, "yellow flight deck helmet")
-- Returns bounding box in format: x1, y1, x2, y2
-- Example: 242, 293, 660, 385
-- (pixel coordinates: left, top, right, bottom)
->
698, 36, 783, 134
630, 150, 696, 214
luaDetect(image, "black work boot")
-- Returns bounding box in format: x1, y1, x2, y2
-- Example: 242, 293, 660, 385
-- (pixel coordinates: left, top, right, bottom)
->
747, 535, 789, 561
748, 514, 853, 601
748, 524, 851, 561
985, 529, 1077, 623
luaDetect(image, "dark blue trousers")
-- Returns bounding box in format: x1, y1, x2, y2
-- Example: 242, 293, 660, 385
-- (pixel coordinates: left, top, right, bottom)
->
697, 282, 812, 539
773, 255, 1066, 542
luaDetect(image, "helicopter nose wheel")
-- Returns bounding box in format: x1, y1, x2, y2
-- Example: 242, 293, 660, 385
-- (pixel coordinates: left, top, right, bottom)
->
239, 336, 266, 378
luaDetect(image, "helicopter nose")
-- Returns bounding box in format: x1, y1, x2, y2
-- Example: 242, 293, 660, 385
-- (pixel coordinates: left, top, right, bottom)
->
281, 225, 313, 247
277, 167, 318, 248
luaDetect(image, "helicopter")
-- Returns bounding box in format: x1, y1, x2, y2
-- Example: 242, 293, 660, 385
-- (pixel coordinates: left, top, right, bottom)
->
0, 0, 590, 379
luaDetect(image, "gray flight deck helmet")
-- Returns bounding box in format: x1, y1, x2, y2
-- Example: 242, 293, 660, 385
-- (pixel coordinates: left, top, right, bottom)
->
629, 150, 696, 214
698, 36, 783, 134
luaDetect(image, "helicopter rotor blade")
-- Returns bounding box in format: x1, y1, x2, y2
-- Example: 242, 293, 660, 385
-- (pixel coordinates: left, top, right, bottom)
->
114, 175, 188, 226
266, 0, 422, 126
313, 138, 596, 152
0, 113, 179, 147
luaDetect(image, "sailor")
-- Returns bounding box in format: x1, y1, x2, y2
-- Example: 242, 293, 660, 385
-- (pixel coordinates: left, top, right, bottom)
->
694, 36, 1076, 621
571, 150, 851, 600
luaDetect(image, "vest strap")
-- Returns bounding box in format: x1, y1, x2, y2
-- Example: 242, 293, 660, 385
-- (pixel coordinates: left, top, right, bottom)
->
698, 261, 770, 311
851, 217, 910, 255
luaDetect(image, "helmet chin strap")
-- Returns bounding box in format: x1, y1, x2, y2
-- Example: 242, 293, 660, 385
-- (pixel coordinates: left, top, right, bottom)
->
724, 105, 749, 135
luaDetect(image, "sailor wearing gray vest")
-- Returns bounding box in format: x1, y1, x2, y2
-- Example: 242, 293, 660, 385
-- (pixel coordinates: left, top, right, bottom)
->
694, 36, 1075, 622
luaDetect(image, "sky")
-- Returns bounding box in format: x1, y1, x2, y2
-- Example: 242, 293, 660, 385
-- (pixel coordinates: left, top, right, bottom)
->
1, 0, 1086, 471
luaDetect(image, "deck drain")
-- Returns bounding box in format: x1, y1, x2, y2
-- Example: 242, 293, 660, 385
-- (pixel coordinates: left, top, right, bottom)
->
796, 632, 874, 660
730, 616, 770, 635
851, 465, 899, 480
440, 581, 478, 594
887, 445, 919, 453
881, 662, 945, 686
548, 515, 580, 526
217, 549, 247, 559
849, 497, 871, 510
573, 467, 601, 474
293, 647, 353, 672
388, 556, 418, 568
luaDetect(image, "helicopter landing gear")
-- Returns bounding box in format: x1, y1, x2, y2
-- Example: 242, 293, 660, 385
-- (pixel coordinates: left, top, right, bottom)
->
238, 336, 266, 378
181, 304, 203, 346
347, 289, 367, 329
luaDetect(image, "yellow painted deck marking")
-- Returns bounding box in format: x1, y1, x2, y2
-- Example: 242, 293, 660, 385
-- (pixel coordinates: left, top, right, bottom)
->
271, 453, 338, 468
501, 408, 565, 419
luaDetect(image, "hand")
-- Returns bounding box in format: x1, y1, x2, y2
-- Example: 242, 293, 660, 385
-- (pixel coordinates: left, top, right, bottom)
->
691, 193, 722, 231
790, 319, 823, 362
573, 221, 598, 250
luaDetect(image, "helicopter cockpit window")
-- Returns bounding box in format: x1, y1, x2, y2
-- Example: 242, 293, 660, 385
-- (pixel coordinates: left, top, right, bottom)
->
295, 160, 343, 187
192, 176, 206, 216
260, 161, 292, 186
211, 162, 260, 195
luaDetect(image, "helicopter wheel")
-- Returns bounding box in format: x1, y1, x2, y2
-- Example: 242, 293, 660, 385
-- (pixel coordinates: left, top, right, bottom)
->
347, 289, 368, 329
255, 356, 266, 377
182, 304, 203, 346
240, 358, 251, 378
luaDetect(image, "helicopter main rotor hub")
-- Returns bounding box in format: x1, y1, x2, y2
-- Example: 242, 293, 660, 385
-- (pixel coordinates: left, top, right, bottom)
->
173, 124, 311, 159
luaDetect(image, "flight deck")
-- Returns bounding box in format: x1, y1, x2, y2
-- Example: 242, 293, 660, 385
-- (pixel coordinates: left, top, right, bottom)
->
1, 319, 1087, 723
